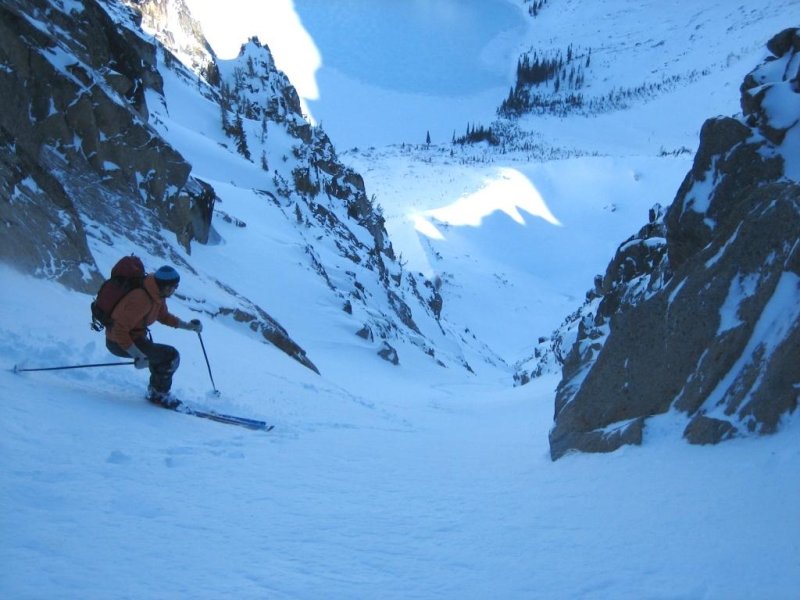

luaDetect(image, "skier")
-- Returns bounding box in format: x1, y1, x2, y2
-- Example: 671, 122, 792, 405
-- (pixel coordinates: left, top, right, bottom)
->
105, 265, 202, 407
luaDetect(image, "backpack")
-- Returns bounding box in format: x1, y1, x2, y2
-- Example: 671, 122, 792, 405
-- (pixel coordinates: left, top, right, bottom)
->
90, 255, 146, 331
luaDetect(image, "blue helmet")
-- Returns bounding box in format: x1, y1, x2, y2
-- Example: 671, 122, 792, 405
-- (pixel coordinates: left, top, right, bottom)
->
154, 265, 180, 286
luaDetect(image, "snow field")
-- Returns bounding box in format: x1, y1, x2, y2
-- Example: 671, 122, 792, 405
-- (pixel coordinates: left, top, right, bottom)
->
3, 264, 800, 598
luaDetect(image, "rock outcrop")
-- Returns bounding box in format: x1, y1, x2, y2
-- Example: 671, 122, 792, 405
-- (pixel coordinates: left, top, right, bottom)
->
549, 29, 800, 460
0, 0, 215, 292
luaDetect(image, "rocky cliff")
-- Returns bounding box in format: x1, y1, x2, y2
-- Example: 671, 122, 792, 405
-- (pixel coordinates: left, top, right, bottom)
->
547, 28, 800, 460
0, 0, 215, 292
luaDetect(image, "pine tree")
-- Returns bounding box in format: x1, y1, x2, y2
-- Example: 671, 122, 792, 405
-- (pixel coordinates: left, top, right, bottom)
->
260, 114, 269, 143
219, 82, 232, 134
220, 103, 230, 134
233, 112, 251, 160
204, 62, 221, 87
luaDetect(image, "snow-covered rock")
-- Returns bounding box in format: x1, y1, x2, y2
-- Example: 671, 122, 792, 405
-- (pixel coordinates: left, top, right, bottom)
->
548, 29, 800, 460
0, 0, 214, 291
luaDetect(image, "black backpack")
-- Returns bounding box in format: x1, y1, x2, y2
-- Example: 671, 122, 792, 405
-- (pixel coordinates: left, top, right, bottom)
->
90, 255, 146, 331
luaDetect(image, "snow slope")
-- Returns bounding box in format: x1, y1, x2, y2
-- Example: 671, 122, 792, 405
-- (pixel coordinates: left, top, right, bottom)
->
3, 264, 799, 599
2, 0, 799, 598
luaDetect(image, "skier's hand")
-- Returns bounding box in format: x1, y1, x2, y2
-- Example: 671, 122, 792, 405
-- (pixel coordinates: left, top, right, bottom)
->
178, 318, 203, 333
127, 345, 148, 369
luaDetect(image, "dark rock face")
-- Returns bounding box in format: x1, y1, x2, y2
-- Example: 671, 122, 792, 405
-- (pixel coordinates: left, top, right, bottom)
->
665, 117, 783, 272
0, 0, 214, 291
0, 127, 101, 292
741, 27, 800, 145
549, 29, 800, 460
215, 304, 319, 374
378, 342, 400, 365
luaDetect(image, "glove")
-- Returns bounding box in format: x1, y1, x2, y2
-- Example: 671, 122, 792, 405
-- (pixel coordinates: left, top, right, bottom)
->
127, 345, 149, 369
186, 318, 203, 333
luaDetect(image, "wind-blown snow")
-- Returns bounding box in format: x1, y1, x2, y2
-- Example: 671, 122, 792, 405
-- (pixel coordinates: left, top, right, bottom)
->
2, 0, 799, 598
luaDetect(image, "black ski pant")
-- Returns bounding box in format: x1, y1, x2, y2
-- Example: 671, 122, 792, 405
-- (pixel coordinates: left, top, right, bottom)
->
107, 337, 180, 394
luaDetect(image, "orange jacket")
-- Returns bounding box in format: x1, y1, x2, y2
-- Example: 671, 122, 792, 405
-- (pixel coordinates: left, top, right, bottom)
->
106, 275, 180, 349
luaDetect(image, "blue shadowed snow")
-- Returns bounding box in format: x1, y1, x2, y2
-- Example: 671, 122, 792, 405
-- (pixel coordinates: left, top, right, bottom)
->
293, 0, 527, 95
289, 0, 531, 146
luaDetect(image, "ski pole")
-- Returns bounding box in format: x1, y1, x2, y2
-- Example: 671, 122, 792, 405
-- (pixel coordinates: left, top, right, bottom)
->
13, 361, 134, 373
196, 331, 219, 395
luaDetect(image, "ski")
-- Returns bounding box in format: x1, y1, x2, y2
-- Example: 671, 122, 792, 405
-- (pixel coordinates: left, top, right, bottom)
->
166, 403, 274, 431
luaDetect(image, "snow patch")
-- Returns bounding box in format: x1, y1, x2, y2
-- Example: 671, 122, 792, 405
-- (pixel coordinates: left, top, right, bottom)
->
717, 272, 760, 335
